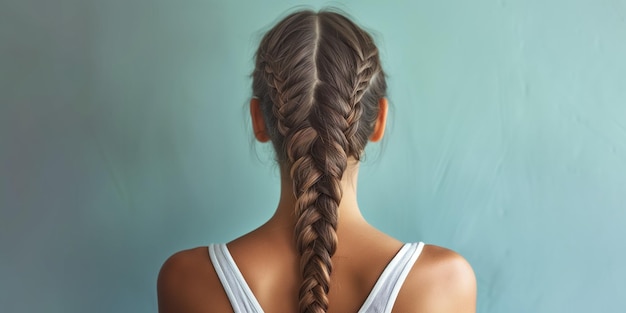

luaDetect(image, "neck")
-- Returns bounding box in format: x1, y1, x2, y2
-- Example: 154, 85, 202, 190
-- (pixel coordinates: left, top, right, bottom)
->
267, 160, 368, 230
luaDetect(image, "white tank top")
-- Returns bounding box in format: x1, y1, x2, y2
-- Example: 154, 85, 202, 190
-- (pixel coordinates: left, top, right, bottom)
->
208, 242, 425, 313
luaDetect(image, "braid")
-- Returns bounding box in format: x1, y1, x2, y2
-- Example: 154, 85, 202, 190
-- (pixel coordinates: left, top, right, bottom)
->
252, 10, 387, 313
260, 58, 311, 137
293, 79, 352, 313
345, 49, 379, 154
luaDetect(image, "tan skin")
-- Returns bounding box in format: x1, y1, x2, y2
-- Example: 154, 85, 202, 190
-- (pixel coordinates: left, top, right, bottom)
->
157, 98, 477, 313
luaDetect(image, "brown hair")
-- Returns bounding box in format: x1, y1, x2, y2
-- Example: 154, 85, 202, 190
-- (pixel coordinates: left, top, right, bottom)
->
252, 9, 387, 313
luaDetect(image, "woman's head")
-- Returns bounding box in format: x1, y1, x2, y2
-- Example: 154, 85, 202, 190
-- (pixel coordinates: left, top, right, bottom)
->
252, 10, 387, 163
250, 9, 387, 313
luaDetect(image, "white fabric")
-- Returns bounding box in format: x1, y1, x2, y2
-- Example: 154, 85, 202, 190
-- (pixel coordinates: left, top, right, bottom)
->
208, 242, 425, 313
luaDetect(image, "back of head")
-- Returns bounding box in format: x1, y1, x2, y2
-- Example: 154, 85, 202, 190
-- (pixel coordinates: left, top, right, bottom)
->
252, 9, 387, 313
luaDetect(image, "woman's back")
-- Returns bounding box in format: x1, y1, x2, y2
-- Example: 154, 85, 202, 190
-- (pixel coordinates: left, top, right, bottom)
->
158, 218, 475, 313
157, 9, 476, 313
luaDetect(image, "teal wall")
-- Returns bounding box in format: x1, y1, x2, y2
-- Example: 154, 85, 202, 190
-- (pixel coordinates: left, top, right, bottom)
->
2, 0, 625, 312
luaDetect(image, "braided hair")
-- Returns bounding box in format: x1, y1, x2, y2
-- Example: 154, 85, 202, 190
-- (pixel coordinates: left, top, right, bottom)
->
252, 10, 387, 313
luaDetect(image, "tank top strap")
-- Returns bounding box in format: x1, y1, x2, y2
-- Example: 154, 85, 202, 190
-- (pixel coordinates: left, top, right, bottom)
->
208, 244, 264, 313
358, 242, 425, 313
209, 242, 425, 313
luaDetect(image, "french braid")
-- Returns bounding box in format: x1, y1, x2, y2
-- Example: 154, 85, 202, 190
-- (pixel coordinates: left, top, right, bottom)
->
252, 10, 387, 313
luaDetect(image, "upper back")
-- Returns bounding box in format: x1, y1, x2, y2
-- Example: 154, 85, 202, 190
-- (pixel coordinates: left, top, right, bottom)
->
157, 226, 476, 313
209, 242, 424, 313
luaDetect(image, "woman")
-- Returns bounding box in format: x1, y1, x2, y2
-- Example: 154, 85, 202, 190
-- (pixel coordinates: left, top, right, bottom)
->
158, 9, 476, 313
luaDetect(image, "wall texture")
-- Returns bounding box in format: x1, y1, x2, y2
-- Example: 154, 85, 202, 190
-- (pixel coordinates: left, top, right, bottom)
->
1, 0, 625, 312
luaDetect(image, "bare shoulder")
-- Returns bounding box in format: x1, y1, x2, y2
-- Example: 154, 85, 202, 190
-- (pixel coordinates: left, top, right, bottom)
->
393, 244, 477, 313
157, 247, 233, 313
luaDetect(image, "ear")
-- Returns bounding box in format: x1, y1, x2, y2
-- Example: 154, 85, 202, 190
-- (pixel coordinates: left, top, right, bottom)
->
370, 97, 388, 142
250, 97, 271, 142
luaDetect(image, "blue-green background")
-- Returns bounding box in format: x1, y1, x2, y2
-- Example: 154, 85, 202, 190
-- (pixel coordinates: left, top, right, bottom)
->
2, 0, 625, 312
